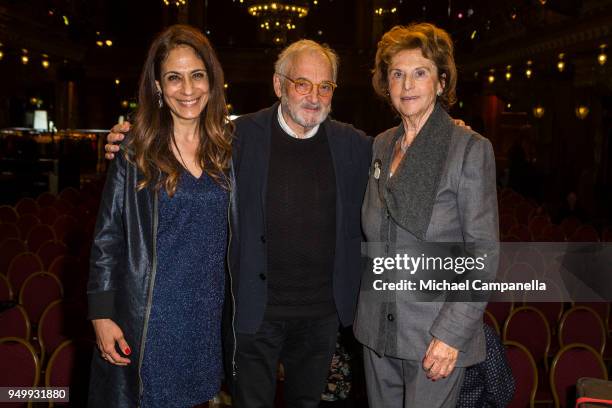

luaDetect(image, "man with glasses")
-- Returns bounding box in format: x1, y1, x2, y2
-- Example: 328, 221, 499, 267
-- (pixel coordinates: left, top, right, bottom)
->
104, 39, 371, 408
228, 40, 371, 408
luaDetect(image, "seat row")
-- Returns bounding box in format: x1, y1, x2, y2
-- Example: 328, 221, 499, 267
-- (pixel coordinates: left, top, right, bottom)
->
0, 336, 93, 408
486, 303, 612, 406
505, 340, 608, 408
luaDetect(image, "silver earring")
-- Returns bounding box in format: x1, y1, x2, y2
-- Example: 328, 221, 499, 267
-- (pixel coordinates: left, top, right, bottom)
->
436, 90, 442, 96
157, 91, 164, 108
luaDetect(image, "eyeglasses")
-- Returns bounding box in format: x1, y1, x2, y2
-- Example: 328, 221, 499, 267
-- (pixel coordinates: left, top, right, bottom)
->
276, 73, 337, 97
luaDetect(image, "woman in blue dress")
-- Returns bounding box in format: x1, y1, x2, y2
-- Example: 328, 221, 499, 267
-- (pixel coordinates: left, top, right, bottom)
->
87, 25, 234, 407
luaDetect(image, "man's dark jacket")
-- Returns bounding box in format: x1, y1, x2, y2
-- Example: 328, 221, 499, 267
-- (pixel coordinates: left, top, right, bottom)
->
229, 103, 372, 334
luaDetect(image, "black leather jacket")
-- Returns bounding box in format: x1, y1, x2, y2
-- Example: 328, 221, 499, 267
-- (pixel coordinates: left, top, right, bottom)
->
87, 146, 238, 408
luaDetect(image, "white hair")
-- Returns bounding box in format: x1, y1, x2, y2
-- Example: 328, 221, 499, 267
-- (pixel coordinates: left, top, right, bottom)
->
274, 39, 339, 82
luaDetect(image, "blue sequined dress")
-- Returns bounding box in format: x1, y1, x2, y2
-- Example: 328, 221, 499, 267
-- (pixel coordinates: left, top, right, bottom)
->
141, 171, 228, 408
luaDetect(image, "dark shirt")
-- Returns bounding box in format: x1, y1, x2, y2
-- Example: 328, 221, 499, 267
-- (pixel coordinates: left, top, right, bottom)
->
264, 118, 336, 320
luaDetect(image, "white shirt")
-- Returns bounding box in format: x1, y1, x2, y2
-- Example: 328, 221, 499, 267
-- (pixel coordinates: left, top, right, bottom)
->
277, 105, 320, 139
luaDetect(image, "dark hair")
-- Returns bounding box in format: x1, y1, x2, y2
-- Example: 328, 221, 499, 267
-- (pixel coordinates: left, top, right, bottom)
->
127, 24, 233, 195
372, 23, 457, 110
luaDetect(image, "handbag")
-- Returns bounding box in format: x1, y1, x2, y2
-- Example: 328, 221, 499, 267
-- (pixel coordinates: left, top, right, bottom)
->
575, 377, 612, 408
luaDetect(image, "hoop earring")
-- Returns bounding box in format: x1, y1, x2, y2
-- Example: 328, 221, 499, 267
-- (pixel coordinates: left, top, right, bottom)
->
157, 91, 164, 108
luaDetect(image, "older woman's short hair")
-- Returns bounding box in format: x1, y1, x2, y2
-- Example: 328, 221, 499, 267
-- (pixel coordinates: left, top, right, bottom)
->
372, 23, 457, 110
275, 39, 339, 82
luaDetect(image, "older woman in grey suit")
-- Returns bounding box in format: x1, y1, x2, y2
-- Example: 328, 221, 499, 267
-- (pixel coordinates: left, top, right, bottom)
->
353, 23, 499, 407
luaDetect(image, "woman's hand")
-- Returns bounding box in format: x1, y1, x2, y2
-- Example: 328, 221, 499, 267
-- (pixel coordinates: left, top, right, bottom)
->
422, 337, 459, 380
92, 318, 132, 366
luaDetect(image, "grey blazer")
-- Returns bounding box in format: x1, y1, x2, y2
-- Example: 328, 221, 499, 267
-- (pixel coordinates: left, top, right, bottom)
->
353, 104, 499, 367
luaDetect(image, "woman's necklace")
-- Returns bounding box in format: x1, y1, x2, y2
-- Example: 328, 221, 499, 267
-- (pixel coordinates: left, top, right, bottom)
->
171, 133, 192, 171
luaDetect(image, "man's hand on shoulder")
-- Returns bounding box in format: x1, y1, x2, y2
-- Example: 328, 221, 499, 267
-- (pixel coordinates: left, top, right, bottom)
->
105, 122, 131, 160
452, 118, 471, 130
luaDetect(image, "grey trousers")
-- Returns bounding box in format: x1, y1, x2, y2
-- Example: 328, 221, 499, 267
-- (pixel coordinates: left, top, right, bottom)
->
364, 346, 465, 408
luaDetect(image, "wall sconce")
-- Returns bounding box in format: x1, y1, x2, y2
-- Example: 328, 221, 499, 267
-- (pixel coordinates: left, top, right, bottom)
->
575, 105, 589, 120
557, 53, 565, 72
598, 44, 607, 66
525, 60, 533, 79
533, 105, 545, 118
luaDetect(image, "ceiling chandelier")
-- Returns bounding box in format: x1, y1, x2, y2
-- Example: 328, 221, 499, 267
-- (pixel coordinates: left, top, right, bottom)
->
373, 0, 400, 16
244, 1, 310, 45
162, 0, 187, 7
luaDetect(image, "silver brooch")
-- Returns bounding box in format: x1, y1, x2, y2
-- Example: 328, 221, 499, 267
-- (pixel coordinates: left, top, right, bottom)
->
373, 159, 382, 180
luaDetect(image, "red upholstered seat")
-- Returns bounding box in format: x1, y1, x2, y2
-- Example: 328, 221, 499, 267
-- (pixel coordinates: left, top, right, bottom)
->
486, 302, 514, 330
0, 222, 19, 244
53, 214, 86, 253
26, 224, 56, 253
504, 306, 551, 369
560, 217, 582, 238
572, 302, 610, 334
500, 192, 523, 210
508, 224, 531, 242
48, 255, 85, 301
0, 274, 13, 301
524, 302, 563, 358
512, 247, 546, 277
602, 227, 612, 242
570, 225, 600, 242
0, 205, 19, 224
522, 278, 565, 357
36, 240, 68, 270
0, 238, 27, 275
38, 300, 93, 364
550, 343, 608, 408
505, 262, 538, 285
514, 202, 535, 226
38, 205, 59, 225
36, 192, 58, 207
7, 251, 44, 295
524, 302, 563, 333
529, 215, 552, 241
503, 234, 523, 242
504, 341, 538, 408
559, 306, 607, 355
19, 272, 64, 325
0, 306, 31, 339
504, 306, 552, 403
483, 310, 501, 335
52, 199, 75, 217
0, 337, 40, 408
15, 197, 39, 216
45, 339, 94, 407
500, 213, 519, 236
16, 213, 41, 240
52, 215, 79, 243
58, 187, 82, 206
48, 255, 79, 283
536, 224, 566, 242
